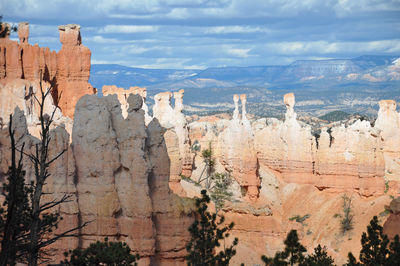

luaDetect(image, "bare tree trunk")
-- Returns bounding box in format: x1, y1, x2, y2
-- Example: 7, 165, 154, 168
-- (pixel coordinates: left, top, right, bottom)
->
27, 77, 49, 266
25, 72, 89, 265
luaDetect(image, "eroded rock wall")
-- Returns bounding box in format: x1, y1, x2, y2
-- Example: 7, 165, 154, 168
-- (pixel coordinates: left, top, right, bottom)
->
0, 95, 193, 265
0, 22, 93, 121
189, 92, 390, 199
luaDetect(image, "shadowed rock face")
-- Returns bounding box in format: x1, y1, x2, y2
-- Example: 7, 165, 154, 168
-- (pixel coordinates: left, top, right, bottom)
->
102, 85, 151, 123
152, 90, 194, 195
72, 94, 154, 260
0, 95, 193, 265
384, 197, 400, 240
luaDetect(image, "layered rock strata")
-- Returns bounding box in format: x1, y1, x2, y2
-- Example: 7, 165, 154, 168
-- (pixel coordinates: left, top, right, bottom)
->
0, 22, 94, 120
56, 24, 94, 117
253, 93, 386, 196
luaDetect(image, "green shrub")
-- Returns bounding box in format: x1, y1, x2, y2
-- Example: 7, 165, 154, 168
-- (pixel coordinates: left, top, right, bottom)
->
62, 237, 139, 265
340, 195, 354, 234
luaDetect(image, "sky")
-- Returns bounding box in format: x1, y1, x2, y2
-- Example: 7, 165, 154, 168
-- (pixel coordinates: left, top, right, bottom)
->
2, 0, 400, 69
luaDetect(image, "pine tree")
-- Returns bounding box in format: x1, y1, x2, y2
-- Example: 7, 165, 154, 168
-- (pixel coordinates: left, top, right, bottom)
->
261, 252, 288, 266
346, 216, 400, 266
209, 173, 233, 213
62, 237, 140, 266
196, 144, 232, 213
359, 216, 390, 265
303, 244, 334, 266
344, 252, 360, 266
283, 230, 306, 266
186, 190, 238, 265
197, 143, 215, 189
388, 235, 400, 265
261, 230, 306, 266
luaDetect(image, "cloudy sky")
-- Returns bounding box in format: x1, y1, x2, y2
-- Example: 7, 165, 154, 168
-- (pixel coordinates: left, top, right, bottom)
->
2, 0, 400, 69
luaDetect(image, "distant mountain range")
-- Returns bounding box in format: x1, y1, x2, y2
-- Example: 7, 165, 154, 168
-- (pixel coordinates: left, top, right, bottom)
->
90, 55, 400, 118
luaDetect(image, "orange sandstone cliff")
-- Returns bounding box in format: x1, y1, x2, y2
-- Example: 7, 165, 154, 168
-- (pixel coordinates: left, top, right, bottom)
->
0, 22, 93, 121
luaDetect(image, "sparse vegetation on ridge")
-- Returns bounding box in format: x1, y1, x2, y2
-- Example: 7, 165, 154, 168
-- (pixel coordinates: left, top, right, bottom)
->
193, 144, 233, 213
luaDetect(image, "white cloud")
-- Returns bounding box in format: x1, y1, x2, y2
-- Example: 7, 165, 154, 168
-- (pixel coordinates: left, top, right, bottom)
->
131, 57, 200, 69
334, 0, 400, 17
260, 40, 400, 55
226, 48, 251, 58
99, 25, 159, 34
205, 26, 269, 34
165, 8, 190, 19
121, 44, 154, 54
87, 36, 124, 44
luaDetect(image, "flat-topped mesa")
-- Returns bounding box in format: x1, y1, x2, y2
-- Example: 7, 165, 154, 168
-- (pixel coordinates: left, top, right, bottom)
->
58, 24, 81, 46
57, 24, 93, 118
18, 22, 29, 44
